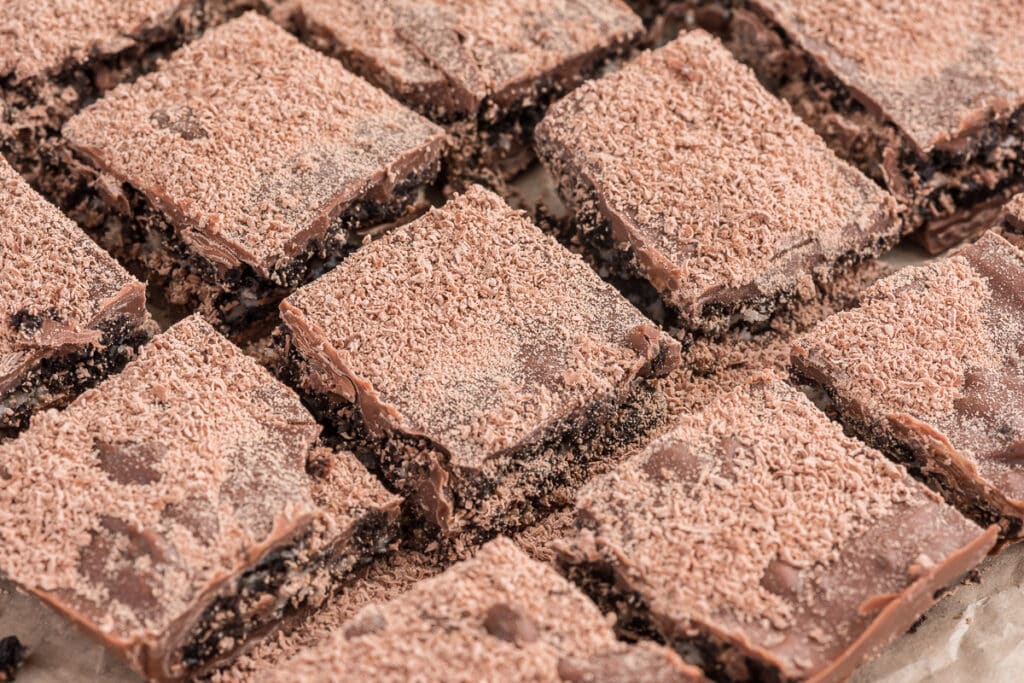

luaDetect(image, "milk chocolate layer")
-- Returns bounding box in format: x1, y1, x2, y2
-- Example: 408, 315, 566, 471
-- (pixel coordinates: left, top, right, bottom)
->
61, 14, 444, 330
280, 185, 680, 544
268, 538, 705, 682
793, 232, 1024, 538
535, 31, 899, 336
0, 157, 151, 436
561, 377, 996, 682
0, 317, 399, 681
717, 1, 1024, 253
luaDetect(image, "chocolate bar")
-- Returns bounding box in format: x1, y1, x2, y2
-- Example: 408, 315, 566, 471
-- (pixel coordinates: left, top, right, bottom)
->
0, 0, 203, 197
0, 316, 400, 680
269, 538, 704, 682
535, 31, 899, 335
722, 0, 1024, 252
0, 157, 152, 437
293, 0, 643, 183
793, 231, 1024, 537
279, 185, 680, 547
62, 13, 445, 332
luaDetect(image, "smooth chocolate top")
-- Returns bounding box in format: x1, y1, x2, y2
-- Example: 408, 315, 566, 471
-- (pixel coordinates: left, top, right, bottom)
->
793, 232, 1024, 504
536, 31, 896, 324
0, 157, 146, 395
296, 0, 642, 118
0, 0, 190, 84
63, 13, 444, 277
570, 377, 994, 681
281, 185, 680, 470
269, 537, 703, 682
753, 0, 1024, 154
0, 316, 397, 678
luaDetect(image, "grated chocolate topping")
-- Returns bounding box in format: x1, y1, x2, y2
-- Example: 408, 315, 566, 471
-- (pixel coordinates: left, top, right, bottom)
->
0, 0, 190, 84
536, 30, 897, 326
63, 13, 445, 277
752, 0, 1024, 153
794, 232, 1024, 503
571, 377, 993, 679
268, 537, 703, 682
0, 316, 397, 677
296, 0, 642, 117
281, 185, 679, 469
0, 157, 146, 394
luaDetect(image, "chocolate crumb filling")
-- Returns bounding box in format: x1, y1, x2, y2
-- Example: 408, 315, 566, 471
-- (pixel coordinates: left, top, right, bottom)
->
557, 194, 895, 339
179, 509, 396, 677
0, 636, 27, 682
0, 314, 150, 439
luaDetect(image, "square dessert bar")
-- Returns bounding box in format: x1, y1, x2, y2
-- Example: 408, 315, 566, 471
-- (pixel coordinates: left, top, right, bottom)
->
0, 0, 203, 195
62, 13, 445, 332
723, 0, 1024, 253
793, 232, 1024, 538
270, 537, 705, 683
0, 316, 400, 681
279, 185, 681, 546
0, 158, 152, 438
535, 30, 899, 336
561, 377, 996, 682
293, 0, 643, 181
